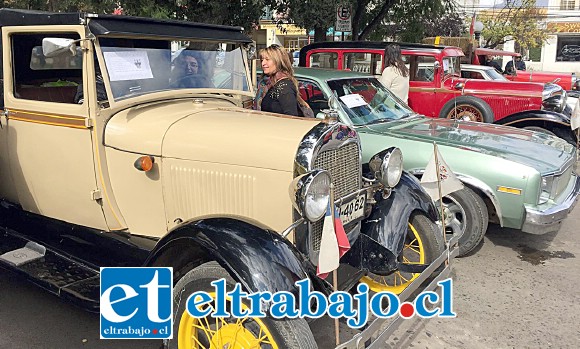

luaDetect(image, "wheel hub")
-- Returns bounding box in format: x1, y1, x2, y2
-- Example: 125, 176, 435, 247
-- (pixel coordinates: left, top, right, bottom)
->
442, 205, 453, 225
211, 323, 259, 349
447, 105, 482, 122
438, 198, 466, 238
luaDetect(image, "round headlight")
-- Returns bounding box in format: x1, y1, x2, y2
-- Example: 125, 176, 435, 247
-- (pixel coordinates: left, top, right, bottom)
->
369, 147, 404, 188
385, 148, 403, 187
289, 170, 331, 222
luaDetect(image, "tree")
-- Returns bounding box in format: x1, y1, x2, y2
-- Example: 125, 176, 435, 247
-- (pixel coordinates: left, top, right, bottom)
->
271, 0, 461, 42
269, 0, 337, 42
478, 0, 548, 50
2, 0, 270, 32
366, 0, 463, 42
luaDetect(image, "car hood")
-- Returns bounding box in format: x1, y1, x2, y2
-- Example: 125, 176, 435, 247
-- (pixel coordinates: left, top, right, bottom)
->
514, 70, 572, 89
105, 98, 321, 172
454, 77, 544, 97
358, 117, 574, 173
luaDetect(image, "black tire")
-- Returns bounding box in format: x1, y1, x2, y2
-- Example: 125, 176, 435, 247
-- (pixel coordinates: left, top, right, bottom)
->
439, 96, 494, 123
440, 187, 489, 257
360, 212, 444, 294
170, 261, 317, 349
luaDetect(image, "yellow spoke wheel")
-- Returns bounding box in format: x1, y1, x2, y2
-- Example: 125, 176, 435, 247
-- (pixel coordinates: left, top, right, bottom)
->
171, 261, 317, 349
361, 221, 425, 294
359, 213, 443, 294
178, 292, 278, 349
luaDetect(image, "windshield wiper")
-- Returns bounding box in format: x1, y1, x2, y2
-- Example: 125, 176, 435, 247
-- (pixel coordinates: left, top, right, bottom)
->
365, 118, 392, 125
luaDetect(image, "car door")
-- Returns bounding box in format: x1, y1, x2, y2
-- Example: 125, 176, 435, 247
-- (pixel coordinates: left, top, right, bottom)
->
297, 79, 329, 116
2, 27, 108, 230
405, 54, 438, 117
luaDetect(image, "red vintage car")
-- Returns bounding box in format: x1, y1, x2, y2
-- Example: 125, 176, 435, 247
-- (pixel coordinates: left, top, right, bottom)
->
473, 48, 579, 92
299, 41, 574, 143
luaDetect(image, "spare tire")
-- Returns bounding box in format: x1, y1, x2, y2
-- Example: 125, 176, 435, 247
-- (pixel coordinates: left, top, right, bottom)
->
439, 96, 494, 123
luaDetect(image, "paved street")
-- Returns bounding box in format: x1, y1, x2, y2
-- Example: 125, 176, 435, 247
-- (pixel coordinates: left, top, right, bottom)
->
2, 203, 580, 349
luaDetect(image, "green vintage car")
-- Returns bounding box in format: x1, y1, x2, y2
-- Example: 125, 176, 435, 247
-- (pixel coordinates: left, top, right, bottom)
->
294, 67, 580, 256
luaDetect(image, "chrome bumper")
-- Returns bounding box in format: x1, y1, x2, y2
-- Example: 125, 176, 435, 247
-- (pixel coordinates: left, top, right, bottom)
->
335, 225, 460, 349
522, 174, 580, 235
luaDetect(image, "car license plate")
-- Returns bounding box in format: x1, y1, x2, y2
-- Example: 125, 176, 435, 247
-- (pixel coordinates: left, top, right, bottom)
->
339, 194, 366, 225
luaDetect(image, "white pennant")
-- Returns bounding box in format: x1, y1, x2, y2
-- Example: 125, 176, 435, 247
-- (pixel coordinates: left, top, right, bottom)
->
317, 202, 340, 275
421, 143, 464, 200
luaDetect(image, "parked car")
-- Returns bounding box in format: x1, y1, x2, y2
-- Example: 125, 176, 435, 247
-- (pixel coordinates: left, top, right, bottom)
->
294, 67, 580, 256
299, 42, 575, 144
470, 48, 580, 92
292, 50, 300, 66
421, 38, 580, 92
462, 64, 579, 118
461, 63, 510, 81
0, 9, 453, 348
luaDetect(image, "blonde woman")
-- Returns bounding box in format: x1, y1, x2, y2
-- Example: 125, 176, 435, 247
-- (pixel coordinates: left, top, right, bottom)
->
254, 44, 313, 117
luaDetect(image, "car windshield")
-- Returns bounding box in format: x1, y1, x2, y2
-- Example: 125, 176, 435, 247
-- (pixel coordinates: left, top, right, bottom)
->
98, 38, 250, 101
326, 77, 414, 126
485, 68, 508, 81
442, 56, 461, 77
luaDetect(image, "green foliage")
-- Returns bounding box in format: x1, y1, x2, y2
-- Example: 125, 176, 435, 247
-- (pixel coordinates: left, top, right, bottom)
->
271, 0, 462, 42
2, 0, 270, 32
3, 0, 118, 13
378, 0, 462, 42
2, 0, 462, 42
479, 0, 548, 50
173, 0, 269, 29
273, 0, 337, 30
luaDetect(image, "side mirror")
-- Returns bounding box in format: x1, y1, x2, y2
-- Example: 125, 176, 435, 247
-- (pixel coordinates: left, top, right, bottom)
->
328, 95, 340, 109
454, 82, 465, 90
433, 61, 441, 72
42, 38, 77, 58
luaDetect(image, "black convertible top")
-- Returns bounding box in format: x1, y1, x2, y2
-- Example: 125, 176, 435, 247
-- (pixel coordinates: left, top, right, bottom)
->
0, 8, 252, 43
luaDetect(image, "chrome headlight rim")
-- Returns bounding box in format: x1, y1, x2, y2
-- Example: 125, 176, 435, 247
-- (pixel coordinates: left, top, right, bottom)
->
369, 147, 404, 188
289, 170, 331, 222
542, 92, 566, 112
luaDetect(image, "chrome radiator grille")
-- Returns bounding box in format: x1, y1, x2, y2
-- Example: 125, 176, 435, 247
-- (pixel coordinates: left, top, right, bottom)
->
311, 142, 361, 252
553, 165, 573, 199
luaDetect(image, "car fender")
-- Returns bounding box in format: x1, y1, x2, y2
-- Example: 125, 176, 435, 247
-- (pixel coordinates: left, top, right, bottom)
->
409, 169, 504, 227
359, 172, 438, 258
493, 109, 576, 143
144, 217, 319, 299
494, 109, 570, 128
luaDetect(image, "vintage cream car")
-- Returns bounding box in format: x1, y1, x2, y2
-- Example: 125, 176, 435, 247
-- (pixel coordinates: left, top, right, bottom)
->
0, 9, 456, 349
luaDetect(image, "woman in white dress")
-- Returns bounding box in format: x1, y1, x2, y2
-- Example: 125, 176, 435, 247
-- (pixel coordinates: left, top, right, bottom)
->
378, 44, 410, 104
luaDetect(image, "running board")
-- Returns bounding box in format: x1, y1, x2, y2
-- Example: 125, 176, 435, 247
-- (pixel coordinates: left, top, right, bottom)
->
0, 230, 100, 311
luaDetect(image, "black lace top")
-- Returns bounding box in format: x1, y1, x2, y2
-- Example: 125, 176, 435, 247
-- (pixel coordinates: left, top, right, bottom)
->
260, 79, 299, 116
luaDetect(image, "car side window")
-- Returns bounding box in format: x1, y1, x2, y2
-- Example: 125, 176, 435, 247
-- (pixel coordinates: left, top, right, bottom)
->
408, 55, 436, 82
309, 53, 338, 69
12, 33, 82, 104
343, 52, 383, 74
470, 71, 484, 79
298, 80, 328, 115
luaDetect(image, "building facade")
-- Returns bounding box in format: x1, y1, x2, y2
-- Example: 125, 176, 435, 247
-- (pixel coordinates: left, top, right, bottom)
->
457, 0, 579, 73
534, 0, 580, 73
